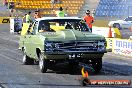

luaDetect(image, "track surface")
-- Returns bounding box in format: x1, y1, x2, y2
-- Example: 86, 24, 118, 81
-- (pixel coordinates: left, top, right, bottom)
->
0, 24, 132, 88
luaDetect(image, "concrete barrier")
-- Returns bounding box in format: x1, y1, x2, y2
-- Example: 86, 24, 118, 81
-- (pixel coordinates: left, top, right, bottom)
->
105, 38, 113, 52
10, 17, 22, 34
106, 38, 132, 57
112, 38, 132, 57
92, 26, 122, 38
130, 36, 132, 40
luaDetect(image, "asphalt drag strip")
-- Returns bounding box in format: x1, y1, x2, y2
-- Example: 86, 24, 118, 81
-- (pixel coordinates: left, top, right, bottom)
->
0, 24, 132, 87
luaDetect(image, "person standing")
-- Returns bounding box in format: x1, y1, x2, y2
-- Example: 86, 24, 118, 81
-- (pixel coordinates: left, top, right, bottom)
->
55, 7, 65, 17
34, 10, 42, 19
26, 11, 32, 23
56, 0, 61, 3
92, 9, 96, 18
22, 14, 27, 23
83, 10, 94, 32
51, 0, 55, 10
3, 0, 8, 7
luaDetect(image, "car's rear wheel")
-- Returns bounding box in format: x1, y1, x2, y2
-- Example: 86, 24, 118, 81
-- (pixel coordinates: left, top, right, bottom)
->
39, 53, 47, 73
22, 48, 34, 65
23, 53, 34, 65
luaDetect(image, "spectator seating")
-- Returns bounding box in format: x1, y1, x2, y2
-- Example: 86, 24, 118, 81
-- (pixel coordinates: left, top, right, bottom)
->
7, 0, 84, 16
95, 0, 130, 18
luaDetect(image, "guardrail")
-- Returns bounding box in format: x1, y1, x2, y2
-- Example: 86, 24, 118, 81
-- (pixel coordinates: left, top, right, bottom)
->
105, 38, 113, 52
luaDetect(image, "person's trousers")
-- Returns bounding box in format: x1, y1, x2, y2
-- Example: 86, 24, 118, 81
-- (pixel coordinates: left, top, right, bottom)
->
89, 28, 92, 32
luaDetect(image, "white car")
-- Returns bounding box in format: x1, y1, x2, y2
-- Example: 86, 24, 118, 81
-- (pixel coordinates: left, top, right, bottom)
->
108, 16, 132, 30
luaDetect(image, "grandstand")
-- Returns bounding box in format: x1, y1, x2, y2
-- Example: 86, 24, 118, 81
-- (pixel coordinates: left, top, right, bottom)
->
3, 0, 131, 19
95, 0, 131, 19
6, 0, 84, 16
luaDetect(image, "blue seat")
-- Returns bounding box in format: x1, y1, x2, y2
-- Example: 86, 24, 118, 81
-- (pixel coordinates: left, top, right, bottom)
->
95, 0, 130, 17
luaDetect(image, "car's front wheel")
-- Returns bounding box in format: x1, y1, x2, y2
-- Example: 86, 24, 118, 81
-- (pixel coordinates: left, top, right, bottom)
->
91, 58, 102, 73
68, 61, 79, 74
39, 53, 47, 73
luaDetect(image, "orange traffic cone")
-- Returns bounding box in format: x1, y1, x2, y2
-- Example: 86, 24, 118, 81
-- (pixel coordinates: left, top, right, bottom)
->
108, 26, 112, 38
130, 26, 132, 31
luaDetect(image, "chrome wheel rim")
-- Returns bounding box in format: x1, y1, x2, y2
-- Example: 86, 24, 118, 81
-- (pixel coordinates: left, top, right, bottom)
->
39, 55, 44, 70
23, 54, 26, 63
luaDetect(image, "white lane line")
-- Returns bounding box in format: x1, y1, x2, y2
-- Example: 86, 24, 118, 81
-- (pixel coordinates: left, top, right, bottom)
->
0, 37, 19, 43
0, 33, 19, 43
0, 53, 20, 63
0, 47, 22, 56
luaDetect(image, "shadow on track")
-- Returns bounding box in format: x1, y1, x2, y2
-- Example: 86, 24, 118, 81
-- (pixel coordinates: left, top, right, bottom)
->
43, 62, 132, 76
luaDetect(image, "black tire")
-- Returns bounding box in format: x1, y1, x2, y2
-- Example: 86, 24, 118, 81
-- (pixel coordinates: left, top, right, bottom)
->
23, 53, 34, 65
68, 61, 79, 74
38, 53, 47, 73
22, 49, 34, 65
91, 58, 102, 73
113, 23, 121, 30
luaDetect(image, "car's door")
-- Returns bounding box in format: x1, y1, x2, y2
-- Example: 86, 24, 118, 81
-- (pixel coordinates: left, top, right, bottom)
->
23, 23, 33, 57
26, 21, 39, 58
22, 21, 38, 58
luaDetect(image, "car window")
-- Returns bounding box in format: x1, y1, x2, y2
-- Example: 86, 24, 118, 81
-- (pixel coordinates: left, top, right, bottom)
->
124, 17, 132, 21
38, 21, 55, 32
31, 21, 38, 34
38, 19, 91, 32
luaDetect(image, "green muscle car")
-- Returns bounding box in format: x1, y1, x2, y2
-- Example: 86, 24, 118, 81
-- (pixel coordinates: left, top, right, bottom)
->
19, 17, 107, 73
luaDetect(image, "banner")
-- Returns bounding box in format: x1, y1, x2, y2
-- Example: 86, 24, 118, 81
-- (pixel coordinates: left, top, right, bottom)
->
0, 17, 10, 24
2, 18, 10, 23
112, 39, 132, 57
